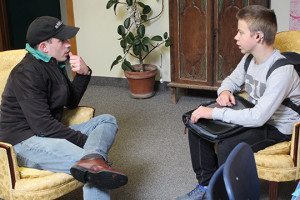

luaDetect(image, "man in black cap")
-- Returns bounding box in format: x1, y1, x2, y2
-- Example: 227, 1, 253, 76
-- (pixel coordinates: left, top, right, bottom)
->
0, 16, 127, 199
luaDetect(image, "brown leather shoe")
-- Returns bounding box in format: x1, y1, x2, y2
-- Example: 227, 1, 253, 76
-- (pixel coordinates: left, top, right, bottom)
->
70, 155, 128, 189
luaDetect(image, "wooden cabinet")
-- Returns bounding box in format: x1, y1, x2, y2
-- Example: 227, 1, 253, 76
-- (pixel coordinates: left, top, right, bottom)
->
168, 0, 270, 103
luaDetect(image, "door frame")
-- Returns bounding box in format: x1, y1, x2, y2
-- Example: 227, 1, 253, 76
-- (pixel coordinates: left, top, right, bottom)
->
0, 0, 77, 52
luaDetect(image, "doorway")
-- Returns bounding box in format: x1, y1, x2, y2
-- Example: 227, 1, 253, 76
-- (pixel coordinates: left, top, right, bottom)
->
6, 0, 61, 49
0, 0, 76, 52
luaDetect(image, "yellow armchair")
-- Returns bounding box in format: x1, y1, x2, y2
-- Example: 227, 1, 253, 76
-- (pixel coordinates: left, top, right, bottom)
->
253, 30, 300, 200
0, 49, 94, 200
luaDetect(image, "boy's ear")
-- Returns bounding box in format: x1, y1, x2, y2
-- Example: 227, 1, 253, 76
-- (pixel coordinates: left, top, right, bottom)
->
256, 31, 264, 41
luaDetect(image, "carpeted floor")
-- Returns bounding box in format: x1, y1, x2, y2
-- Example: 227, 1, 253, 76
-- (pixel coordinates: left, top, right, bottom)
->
60, 83, 296, 200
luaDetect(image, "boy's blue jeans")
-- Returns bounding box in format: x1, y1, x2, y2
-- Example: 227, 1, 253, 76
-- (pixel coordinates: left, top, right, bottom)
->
14, 114, 118, 200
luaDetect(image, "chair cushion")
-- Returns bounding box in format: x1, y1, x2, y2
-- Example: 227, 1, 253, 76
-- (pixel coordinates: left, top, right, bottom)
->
62, 106, 95, 126
255, 153, 296, 182
256, 141, 290, 155
255, 154, 294, 168
256, 165, 297, 182
13, 173, 83, 200
274, 30, 300, 54
0, 148, 13, 200
0, 49, 27, 103
14, 172, 81, 191
19, 167, 55, 179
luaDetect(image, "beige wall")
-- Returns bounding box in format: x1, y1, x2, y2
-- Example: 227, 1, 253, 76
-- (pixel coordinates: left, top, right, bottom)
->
72, 0, 290, 82
271, 0, 291, 32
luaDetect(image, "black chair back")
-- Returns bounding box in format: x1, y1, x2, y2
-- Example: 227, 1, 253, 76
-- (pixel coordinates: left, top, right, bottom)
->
207, 164, 229, 200
223, 142, 260, 200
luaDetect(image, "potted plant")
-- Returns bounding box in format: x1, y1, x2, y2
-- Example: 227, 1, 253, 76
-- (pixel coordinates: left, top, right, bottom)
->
106, 0, 171, 98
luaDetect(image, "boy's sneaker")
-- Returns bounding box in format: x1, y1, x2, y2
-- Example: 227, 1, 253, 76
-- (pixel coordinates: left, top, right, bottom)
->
176, 184, 207, 200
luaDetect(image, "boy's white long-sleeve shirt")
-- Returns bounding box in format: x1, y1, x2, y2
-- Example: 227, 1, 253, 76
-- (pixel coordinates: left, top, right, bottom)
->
213, 49, 300, 135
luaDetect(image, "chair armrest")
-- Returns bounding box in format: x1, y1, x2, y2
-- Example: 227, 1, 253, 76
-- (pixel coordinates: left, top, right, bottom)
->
19, 167, 54, 179
61, 106, 95, 126
291, 122, 300, 179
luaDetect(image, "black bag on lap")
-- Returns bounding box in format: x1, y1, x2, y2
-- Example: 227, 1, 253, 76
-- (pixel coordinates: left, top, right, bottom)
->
182, 95, 254, 142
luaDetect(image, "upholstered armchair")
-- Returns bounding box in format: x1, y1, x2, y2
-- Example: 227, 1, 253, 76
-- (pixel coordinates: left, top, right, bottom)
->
254, 30, 300, 200
0, 49, 94, 200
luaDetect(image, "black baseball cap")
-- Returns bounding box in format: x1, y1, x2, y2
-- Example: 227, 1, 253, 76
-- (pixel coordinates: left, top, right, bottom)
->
26, 16, 79, 46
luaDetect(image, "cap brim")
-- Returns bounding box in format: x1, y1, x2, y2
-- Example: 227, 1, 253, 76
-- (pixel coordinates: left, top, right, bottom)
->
54, 25, 79, 40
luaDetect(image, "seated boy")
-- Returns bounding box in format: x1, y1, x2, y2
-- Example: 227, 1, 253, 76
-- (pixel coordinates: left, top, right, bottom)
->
177, 5, 300, 200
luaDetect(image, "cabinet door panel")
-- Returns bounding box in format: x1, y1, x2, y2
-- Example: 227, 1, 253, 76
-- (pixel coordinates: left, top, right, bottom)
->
214, 0, 246, 85
169, 0, 270, 91
174, 0, 213, 86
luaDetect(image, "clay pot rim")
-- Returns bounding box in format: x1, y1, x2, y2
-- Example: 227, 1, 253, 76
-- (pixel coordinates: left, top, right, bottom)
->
124, 64, 157, 79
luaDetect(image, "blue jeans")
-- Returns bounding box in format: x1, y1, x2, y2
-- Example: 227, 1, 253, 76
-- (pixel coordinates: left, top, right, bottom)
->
14, 114, 118, 200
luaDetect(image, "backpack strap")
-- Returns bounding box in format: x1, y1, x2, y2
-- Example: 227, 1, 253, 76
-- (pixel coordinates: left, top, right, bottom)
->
282, 52, 300, 65
244, 53, 300, 115
266, 58, 290, 80
244, 54, 253, 73
282, 98, 300, 115
266, 57, 300, 115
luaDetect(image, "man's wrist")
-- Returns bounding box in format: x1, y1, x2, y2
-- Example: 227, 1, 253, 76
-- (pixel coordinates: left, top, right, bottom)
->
86, 67, 92, 75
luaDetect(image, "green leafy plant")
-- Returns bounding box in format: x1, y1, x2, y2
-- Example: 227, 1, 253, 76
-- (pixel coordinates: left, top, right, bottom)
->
106, 0, 171, 72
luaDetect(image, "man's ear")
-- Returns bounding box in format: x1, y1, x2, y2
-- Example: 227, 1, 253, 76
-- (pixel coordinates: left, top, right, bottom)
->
38, 42, 48, 53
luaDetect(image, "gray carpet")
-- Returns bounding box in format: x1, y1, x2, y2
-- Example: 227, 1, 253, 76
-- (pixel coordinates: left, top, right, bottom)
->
61, 83, 296, 200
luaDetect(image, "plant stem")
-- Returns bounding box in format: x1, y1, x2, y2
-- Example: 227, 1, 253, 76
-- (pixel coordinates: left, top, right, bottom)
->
142, 41, 165, 61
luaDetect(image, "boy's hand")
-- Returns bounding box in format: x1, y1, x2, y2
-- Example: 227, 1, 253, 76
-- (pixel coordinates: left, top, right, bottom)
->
191, 106, 213, 123
216, 90, 236, 107
69, 52, 90, 75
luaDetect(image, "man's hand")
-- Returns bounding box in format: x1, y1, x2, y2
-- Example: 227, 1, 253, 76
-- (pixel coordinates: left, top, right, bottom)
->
216, 90, 236, 107
191, 106, 213, 123
69, 52, 90, 75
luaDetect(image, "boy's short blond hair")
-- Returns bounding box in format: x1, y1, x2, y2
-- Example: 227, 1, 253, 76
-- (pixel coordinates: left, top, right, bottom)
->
236, 5, 277, 45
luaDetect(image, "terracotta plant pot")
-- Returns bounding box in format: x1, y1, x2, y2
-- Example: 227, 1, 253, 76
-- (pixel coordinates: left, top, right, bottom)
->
124, 64, 157, 99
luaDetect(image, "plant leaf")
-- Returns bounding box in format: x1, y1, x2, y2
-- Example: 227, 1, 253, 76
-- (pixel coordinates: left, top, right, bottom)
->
106, 0, 115, 9
151, 35, 163, 41
117, 25, 126, 36
141, 37, 151, 45
143, 5, 151, 14
142, 44, 149, 53
141, 15, 147, 22
133, 44, 142, 56
163, 32, 168, 39
126, 0, 133, 6
165, 38, 172, 47
137, 25, 145, 37
134, 38, 141, 45
120, 39, 127, 49
124, 17, 131, 29
121, 59, 132, 71
113, 2, 118, 15
126, 32, 135, 44
110, 55, 122, 70
137, 2, 145, 8
116, 55, 122, 61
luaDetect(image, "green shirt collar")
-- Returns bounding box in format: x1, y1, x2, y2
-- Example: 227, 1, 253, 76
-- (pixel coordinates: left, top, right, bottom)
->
25, 43, 51, 62
25, 43, 66, 70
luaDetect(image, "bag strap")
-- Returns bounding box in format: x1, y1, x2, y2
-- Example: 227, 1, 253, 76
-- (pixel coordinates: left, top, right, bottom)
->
266, 58, 290, 80
244, 53, 300, 115
244, 54, 253, 72
282, 98, 300, 115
